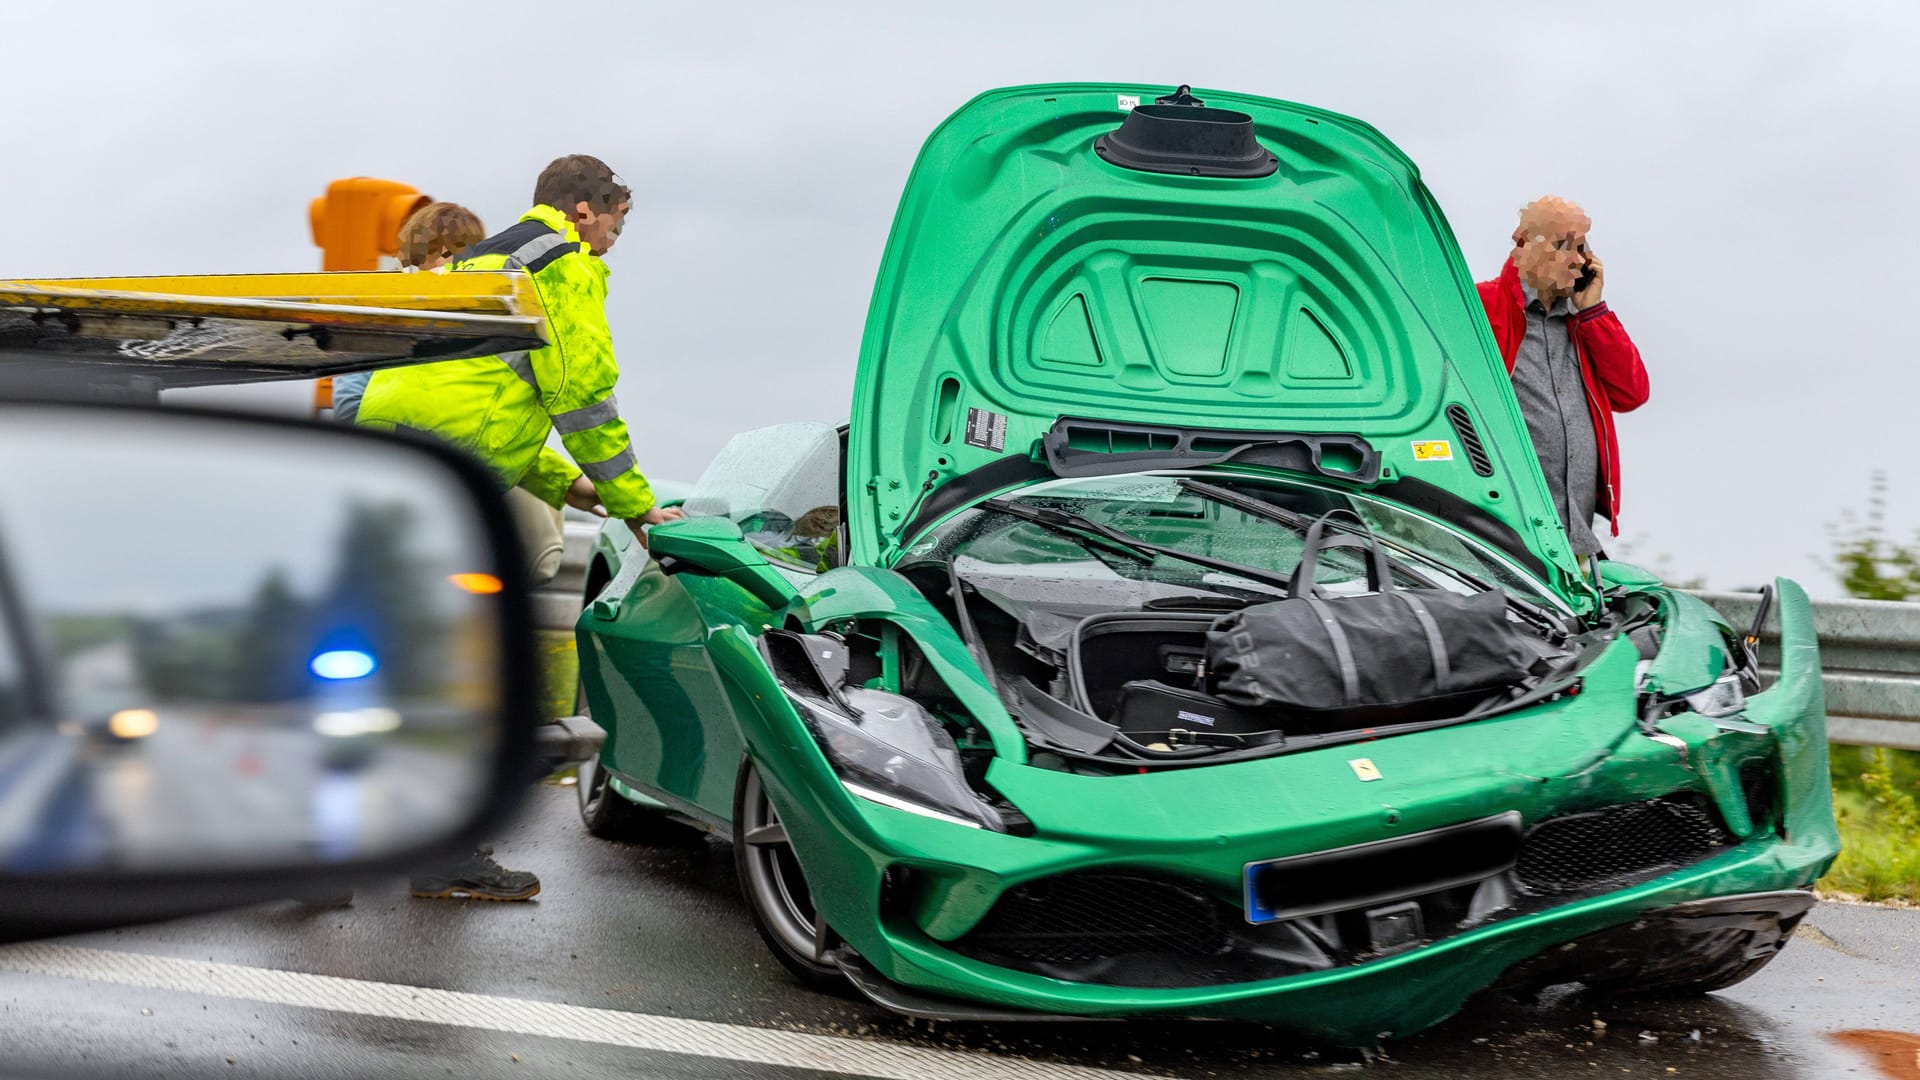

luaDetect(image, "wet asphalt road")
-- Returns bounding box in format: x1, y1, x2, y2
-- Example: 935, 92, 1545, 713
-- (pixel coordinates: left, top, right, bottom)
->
1, 781, 1915, 1080
90, 719, 471, 871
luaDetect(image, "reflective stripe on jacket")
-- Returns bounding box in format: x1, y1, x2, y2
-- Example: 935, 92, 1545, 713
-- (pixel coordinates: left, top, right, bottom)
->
356, 204, 655, 517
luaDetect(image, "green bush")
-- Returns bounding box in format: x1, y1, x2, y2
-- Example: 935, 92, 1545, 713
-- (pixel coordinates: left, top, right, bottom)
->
1819, 475, 1920, 901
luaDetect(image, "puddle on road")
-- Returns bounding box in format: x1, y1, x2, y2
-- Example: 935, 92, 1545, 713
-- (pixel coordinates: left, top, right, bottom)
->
1833, 1030, 1920, 1080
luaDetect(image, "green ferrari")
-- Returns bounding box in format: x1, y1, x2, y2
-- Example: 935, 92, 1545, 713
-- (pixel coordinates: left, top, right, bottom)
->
572, 83, 1837, 1045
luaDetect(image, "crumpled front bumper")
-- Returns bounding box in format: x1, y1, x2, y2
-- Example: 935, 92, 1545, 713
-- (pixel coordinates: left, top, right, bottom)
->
831, 886, 1819, 1032
844, 835, 1831, 1045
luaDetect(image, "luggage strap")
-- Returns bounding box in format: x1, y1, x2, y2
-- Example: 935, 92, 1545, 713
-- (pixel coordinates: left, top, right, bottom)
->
1289, 509, 1394, 598
1303, 596, 1360, 705
1395, 591, 1451, 686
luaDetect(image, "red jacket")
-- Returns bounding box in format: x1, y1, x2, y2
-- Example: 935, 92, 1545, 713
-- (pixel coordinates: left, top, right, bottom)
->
1477, 257, 1649, 536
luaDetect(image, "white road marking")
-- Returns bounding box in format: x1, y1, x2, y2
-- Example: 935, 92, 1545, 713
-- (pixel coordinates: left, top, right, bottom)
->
0, 943, 1170, 1080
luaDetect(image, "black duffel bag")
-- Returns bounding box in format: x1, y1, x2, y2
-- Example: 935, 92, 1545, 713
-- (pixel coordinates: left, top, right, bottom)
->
1204, 510, 1536, 725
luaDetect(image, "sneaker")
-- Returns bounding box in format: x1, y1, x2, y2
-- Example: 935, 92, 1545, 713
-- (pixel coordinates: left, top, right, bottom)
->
409, 850, 541, 901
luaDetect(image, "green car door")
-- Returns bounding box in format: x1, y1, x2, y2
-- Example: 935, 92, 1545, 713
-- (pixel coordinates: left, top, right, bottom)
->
578, 422, 843, 823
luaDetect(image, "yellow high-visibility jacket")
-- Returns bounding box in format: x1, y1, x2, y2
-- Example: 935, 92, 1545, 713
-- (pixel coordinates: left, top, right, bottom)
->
356, 204, 656, 517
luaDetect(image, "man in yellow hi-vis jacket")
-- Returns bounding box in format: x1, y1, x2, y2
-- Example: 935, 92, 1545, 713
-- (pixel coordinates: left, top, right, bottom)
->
358, 155, 683, 547
356, 156, 681, 903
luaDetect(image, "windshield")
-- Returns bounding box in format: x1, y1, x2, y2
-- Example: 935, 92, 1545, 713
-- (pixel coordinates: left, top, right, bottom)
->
907, 472, 1563, 609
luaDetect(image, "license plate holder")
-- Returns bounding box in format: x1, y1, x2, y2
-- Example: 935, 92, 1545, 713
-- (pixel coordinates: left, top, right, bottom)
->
1242, 812, 1522, 925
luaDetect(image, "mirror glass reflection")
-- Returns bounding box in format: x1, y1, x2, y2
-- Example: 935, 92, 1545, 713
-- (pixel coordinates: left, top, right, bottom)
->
0, 408, 505, 874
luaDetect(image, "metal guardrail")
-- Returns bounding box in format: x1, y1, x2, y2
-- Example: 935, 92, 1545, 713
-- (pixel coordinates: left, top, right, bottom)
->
534, 530, 1920, 752
1690, 591, 1920, 752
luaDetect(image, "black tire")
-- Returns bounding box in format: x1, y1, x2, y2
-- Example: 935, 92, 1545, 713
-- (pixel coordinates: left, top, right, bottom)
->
1495, 894, 1811, 1005
577, 752, 655, 840
1576, 907, 1808, 1000
733, 758, 844, 989
575, 676, 705, 845
1589, 941, 1785, 998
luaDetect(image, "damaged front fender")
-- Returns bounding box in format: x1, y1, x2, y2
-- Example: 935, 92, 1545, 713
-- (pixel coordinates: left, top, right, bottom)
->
1641, 588, 1738, 699
787, 566, 1027, 763
1614, 578, 1835, 857
1740, 578, 1838, 869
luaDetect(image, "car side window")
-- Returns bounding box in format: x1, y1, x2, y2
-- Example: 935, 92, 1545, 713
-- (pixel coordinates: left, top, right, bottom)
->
683, 422, 844, 575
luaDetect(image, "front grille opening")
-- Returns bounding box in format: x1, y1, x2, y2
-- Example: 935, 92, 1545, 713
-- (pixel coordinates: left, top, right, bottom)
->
1247, 812, 1521, 923
1446, 403, 1496, 477
958, 872, 1223, 967
1515, 794, 1732, 896
1740, 758, 1779, 834
950, 820, 1527, 988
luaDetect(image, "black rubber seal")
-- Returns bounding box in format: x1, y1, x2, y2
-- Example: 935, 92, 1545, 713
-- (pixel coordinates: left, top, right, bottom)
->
1095, 104, 1279, 178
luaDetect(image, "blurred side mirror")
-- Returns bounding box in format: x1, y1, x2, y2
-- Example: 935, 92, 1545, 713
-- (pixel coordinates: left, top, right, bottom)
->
0, 401, 534, 930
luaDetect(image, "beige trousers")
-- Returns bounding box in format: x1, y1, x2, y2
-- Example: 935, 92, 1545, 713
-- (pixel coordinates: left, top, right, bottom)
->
506, 486, 567, 586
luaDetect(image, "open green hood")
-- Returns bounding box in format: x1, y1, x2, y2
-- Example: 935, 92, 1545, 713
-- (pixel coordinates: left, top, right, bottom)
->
847, 83, 1592, 606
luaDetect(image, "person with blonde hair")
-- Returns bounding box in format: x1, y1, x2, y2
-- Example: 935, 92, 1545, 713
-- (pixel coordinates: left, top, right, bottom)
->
329, 202, 487, 424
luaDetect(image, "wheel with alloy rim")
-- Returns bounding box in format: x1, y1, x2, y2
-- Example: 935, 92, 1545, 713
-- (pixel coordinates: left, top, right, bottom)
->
577, 751, 651, 840
733, 759, 844, 987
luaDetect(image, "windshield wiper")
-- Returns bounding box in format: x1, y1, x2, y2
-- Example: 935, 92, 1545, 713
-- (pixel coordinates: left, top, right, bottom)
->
1178, 476, 1567, 636
979, 498, 1296, 596
1176, 477, 1320, 532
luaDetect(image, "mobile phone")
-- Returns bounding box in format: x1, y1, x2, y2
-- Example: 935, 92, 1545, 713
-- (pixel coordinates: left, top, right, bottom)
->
1574, 263, 1596, 292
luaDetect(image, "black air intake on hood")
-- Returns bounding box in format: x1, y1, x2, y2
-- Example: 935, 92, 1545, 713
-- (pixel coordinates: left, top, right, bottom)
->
1446, 403, 1496, 478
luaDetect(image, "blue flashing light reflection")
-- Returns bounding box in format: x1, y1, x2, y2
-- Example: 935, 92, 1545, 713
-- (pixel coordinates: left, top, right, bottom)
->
311, 649, 377, 681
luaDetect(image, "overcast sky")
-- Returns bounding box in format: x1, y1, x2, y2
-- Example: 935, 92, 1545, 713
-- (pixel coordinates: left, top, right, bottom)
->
0, 413, 488, 616
5, 1, 1917, 595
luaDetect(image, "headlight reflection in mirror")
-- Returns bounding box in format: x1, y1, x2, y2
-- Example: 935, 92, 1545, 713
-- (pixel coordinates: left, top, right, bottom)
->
0, 408, 504, 875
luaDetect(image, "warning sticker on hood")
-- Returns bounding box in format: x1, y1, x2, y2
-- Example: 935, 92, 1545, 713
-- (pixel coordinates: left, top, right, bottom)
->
1411, 440, 1453, 462
965, 407, 1008, 452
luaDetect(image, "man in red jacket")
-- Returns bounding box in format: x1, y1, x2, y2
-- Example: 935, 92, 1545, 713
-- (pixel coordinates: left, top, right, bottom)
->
1477, 196, 1650, 563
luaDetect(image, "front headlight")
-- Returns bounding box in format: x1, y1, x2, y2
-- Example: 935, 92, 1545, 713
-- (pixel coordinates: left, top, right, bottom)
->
786, 686, 1006, 832
1681, 672, 1747, 718
1637, 661, 1750, 724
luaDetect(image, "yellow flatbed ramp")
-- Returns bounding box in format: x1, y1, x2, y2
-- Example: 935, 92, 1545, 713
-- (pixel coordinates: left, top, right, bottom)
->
0, 271, 547, 390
